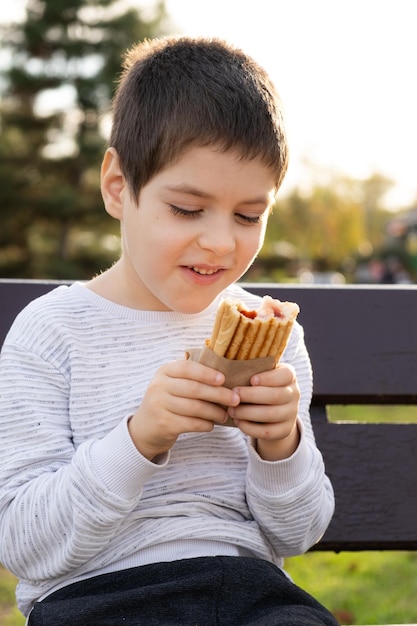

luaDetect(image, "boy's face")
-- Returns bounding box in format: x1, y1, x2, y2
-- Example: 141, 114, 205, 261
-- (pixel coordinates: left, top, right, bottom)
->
103, 145, 276, 313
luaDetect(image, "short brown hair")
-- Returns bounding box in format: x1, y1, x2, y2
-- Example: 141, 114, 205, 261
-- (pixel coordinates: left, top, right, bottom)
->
110, 36, 288, 198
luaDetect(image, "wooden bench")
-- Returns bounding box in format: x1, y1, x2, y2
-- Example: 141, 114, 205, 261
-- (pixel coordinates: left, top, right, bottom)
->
1, 279, 417, 625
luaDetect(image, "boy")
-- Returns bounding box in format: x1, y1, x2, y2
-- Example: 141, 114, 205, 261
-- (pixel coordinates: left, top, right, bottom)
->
0, 36, 338, 625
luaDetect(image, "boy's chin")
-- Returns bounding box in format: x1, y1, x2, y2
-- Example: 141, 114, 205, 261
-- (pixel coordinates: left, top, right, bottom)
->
171, 294, 221, 315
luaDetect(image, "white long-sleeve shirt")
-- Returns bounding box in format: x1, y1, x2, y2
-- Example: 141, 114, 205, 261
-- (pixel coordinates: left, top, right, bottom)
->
0, 282, 334, 617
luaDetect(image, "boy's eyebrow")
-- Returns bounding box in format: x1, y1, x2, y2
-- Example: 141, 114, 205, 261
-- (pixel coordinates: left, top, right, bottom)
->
163, 183, 271, 205
163, 183, 211, 198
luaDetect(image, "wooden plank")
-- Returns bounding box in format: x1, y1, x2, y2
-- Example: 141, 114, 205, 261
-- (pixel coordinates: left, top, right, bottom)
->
0, 279, 65, 345
247, 283, 417, 403
3, 281, 417, 403
312, 419, 417, 550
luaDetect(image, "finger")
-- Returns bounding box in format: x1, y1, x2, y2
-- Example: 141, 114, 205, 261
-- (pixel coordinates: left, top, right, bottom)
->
234, 383, 295, 407
167, 395, 230, 425
229, 402, 285, 424
234, 418, 296, 442
168, 376, 240, 408
164, 360, 226, 387
250, 363, 296, 388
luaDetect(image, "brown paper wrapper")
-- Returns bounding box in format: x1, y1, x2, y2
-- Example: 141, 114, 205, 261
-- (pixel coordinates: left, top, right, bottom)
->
187, 345, 276, 427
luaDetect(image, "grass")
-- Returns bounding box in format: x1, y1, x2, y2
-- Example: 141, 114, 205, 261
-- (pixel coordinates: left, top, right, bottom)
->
285, 550, 417, 625
0, 567, 25, 626
329, 404, 417, 424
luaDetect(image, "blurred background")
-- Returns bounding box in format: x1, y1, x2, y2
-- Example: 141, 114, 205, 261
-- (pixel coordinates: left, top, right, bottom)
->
3, 0, 417, 418
1, 4, 417, 625
1, 0, 417, 285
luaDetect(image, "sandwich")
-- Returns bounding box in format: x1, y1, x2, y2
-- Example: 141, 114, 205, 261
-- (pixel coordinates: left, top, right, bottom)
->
208, 295, 299, 364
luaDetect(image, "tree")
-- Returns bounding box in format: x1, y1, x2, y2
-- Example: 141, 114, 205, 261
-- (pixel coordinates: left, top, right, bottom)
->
262, 178, 366, 265
245, 172, 397, 283
0, 0, 168, 278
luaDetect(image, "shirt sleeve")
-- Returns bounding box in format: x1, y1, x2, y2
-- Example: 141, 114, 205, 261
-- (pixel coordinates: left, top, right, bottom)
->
0, 340, 166, 582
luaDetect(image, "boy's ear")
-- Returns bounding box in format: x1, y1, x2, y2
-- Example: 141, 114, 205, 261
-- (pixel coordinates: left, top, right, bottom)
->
100, 148, 126, 219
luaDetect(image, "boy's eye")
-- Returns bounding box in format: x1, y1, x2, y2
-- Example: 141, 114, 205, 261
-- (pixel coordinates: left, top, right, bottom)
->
236, 213, 262, 225
169, 204, 263, 224
169, 204, 201, 219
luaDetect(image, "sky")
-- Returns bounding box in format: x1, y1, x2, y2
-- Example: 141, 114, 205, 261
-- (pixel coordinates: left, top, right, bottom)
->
2, 0, 417, 210
161, 0, 417, 210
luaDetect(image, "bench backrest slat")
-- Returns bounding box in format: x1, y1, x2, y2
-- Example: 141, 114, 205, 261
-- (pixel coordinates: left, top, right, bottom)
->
248, 283, 417, 404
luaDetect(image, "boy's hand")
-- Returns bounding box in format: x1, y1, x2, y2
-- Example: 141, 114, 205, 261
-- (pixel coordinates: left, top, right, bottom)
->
128, 361, 240, 461
227, 364, 301, 461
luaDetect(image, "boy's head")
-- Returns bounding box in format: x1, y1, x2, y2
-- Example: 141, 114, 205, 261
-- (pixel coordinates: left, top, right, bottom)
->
110, 36, 288, 200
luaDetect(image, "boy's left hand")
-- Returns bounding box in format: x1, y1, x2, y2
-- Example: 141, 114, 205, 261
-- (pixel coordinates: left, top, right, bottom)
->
227, 363, 300, 461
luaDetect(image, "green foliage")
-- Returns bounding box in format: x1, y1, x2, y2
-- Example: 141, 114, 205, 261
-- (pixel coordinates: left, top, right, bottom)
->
0, 0, 168, 278
266, 175, 392, 267
241, 170, 416, 284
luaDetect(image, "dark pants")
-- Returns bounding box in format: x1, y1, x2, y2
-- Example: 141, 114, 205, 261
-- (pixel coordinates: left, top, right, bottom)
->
28, 556, 339, 625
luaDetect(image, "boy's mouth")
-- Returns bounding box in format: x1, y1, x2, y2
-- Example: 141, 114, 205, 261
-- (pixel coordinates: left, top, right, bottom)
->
190, 266, 220, 275
182, 265, 226, 285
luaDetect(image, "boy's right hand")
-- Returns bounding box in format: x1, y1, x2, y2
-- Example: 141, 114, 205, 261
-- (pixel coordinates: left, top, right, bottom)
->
127, 360, 241, 461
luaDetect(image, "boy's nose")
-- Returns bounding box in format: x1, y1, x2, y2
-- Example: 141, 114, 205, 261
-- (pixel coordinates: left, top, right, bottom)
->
198, 221, 236, 255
